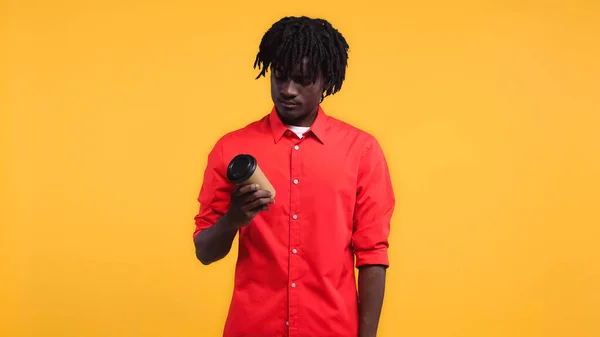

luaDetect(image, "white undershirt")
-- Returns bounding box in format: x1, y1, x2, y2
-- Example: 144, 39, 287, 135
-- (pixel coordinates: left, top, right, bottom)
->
286, 125, 310, 139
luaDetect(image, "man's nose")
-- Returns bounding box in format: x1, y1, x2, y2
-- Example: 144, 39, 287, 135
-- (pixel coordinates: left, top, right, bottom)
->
280, 80, 299, 98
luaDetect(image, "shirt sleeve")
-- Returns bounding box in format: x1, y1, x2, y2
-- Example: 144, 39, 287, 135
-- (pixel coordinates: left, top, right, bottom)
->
352, 137, 396, 268
193, 137, 233, 239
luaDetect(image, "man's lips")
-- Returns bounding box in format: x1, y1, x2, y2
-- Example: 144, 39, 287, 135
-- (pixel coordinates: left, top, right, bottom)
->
279, 100, 299, 108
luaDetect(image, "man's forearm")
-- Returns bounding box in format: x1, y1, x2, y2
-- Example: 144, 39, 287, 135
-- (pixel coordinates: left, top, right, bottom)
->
358, 265, 387, 337
194, 213, 238, 265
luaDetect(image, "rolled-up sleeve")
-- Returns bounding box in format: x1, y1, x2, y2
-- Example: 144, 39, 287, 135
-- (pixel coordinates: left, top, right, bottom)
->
352, 137, 395, 268
193, 138, 232, 239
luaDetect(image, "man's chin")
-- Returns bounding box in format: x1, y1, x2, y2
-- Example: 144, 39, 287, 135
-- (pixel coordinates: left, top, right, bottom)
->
276, 105, 301, 119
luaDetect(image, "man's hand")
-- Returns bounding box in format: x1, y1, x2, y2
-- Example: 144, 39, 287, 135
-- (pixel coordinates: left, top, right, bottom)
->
194, 183, 274, 265
226, 184, 275, 228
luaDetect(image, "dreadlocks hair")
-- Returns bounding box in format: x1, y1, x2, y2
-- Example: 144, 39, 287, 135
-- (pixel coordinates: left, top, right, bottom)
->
253, 16, 350, 102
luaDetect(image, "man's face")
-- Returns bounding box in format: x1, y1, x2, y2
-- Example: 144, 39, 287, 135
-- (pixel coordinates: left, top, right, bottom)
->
270, 61, 326, 126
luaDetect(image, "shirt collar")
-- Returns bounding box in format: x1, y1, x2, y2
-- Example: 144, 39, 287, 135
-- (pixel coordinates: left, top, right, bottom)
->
269, 105, 328, 144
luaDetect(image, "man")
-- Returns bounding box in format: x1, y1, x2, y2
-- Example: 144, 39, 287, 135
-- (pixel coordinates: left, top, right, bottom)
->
193, 16, 395, 337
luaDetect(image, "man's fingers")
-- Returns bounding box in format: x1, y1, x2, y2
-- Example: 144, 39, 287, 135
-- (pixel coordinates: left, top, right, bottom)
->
233, 184, 259, 197
242, 190, 272, 204
245, 204, 270, 219
243, 197, 274, 212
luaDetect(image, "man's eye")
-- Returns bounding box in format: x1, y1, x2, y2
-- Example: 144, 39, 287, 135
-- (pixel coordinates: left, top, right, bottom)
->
297, 77, 312, 86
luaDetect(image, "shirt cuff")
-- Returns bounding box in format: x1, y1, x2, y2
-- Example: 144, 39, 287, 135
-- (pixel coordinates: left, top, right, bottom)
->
355, 248, 389, 268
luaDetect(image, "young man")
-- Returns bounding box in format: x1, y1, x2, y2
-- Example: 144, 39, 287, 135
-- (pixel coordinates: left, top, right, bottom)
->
193, 16, 395, 337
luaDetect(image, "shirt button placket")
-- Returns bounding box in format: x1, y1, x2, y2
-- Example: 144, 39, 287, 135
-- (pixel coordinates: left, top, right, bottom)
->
288, 141, 301, 336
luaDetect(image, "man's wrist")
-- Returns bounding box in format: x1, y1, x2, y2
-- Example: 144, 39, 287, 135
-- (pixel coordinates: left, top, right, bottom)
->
220, 211, 244, 231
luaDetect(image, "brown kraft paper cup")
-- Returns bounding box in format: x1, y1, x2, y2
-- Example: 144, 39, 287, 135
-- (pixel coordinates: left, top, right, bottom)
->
226, 154, 276, 198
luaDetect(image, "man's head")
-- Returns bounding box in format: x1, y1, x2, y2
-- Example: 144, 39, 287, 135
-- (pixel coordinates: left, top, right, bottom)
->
254, 16, 349, 126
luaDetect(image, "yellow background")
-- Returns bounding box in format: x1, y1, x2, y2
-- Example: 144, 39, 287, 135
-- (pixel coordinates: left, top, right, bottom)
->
2, 0, 599, 336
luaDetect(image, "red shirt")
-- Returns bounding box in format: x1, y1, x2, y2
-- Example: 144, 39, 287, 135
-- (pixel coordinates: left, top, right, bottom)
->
194, 106, 395, 337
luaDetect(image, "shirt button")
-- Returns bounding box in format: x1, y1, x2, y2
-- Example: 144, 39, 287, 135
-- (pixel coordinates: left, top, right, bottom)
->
291, 283, 296, 288
293, 179, 299, 184
286, 321, 289, 326
292, 248, 297, 254
292, 214, 298, 220
294, 145, 299, 150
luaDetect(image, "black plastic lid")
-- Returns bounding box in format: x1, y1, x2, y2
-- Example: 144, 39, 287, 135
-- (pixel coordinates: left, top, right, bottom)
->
227, 154, 257, 184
